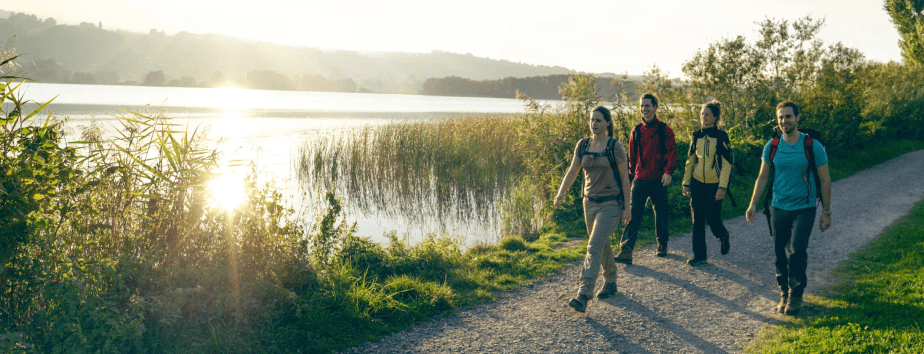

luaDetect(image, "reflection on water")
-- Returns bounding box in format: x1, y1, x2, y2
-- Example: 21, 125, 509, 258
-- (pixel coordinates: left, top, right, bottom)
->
16, 83, 544, 247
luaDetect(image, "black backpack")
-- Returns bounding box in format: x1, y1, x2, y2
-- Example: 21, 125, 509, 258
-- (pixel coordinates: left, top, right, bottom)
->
629, 121, 666, 179
688, 129, 737, 207
577, 137, 623, 198
762, 128, 825, 214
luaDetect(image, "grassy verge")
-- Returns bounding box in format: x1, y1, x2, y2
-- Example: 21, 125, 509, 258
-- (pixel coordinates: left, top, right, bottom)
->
746, 198, 924, 353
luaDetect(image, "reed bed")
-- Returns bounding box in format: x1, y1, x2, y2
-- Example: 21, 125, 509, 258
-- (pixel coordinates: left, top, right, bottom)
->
296, 115, 525, 228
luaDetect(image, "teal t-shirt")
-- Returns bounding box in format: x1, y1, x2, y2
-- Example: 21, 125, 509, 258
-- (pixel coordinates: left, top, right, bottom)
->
762, 133, 828, 211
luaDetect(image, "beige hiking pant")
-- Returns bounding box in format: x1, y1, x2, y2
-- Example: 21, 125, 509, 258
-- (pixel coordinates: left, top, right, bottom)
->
578, 200, 623, 297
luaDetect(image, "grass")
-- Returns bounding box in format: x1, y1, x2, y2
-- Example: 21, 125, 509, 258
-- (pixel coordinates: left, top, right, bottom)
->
746, 198, 924, 353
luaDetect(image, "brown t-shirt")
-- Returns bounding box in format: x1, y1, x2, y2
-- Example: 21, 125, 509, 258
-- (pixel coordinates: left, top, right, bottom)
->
581, 138, 627, 199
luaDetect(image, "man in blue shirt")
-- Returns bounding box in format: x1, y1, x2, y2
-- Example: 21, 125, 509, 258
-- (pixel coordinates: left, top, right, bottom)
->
746, 101, 833, 316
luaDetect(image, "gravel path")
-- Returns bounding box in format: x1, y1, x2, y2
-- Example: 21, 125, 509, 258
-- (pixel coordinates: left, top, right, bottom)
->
339, 150, 924, 354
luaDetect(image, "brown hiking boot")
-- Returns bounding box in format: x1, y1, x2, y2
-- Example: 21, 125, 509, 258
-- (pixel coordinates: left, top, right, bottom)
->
614, 248, 633, 265
776, 290, 789, 314
596, 282, 618, 299
568, 294, 590, 313
656, 243, 668, 257
785, 295, 803, 315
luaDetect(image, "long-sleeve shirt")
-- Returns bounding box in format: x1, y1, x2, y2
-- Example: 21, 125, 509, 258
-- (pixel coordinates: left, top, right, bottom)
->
682, 127, 732, 189
628, 117, 677, 181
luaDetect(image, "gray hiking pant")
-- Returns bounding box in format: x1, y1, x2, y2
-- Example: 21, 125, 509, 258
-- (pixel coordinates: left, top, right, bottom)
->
579, 200, 623, 297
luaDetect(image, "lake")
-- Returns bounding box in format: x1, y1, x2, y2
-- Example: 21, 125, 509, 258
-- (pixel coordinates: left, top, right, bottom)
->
16, 82, 548, 247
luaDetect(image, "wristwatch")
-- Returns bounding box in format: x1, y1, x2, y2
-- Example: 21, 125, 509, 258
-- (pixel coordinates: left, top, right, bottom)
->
822, 210, 832, 216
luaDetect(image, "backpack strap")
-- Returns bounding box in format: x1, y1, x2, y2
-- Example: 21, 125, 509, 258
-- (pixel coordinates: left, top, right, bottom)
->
763, 137, 782, 211
688, 130, 700, 158
803, 135, 822, 203
656, 121, 667, 156
578, 137, 590, 157
630, 124, 642, 177
605, 137, 622, 196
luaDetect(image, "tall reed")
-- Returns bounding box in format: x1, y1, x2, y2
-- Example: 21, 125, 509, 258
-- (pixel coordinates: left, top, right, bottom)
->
296, 115, 524, 227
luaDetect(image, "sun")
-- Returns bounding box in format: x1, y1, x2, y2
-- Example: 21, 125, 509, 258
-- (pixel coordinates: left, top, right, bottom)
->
208, 171, 246, 211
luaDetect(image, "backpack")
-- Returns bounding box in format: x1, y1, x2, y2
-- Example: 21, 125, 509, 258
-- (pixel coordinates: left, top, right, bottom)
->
688, 129, 737, 207
577, 137, 623, 198
762, 128, 825, 214
629, 121, 666, 179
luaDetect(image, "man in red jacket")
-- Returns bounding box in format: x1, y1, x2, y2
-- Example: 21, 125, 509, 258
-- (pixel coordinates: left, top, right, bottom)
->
614, 93, 678, 264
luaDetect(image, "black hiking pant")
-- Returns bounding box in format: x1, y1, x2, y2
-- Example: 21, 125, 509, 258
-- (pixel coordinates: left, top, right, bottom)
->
771, 206, 816, 296
620, 179, 669, 250
690, 179, 728, 259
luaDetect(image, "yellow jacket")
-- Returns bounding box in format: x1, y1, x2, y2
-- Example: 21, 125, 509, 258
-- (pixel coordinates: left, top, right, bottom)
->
682, 127, 732, 189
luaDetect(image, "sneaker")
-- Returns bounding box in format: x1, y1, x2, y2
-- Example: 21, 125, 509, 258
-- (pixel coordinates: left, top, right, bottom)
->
776, 290, 789, 314
720, 233, 730, 255
686, 257, 707, 266
568, 294, 590, 313
656, 244, 668, 257
596, 282, 618, 299
614, 248, 633, 265
784, 295, 802, 315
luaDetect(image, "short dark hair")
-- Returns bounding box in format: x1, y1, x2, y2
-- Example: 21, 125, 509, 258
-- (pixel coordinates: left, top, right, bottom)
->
640, 93, 659, 107
776, 101, 800, 116
592, 106, 614, 137
703, 100, 721, 120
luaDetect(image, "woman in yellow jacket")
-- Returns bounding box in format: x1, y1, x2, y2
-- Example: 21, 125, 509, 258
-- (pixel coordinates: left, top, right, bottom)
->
682, 100, 732, 266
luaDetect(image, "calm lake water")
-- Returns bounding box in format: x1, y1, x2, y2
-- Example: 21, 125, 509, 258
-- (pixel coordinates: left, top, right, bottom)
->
17, 83, 547, 247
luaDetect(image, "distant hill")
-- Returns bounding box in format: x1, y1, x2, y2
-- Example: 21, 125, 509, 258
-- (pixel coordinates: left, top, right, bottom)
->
0, 10, 635, 97
422, 74, 645, 100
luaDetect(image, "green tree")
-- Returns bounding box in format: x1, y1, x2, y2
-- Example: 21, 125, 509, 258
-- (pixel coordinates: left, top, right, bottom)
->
142, 70, 165, 86
885, 0, 924, 67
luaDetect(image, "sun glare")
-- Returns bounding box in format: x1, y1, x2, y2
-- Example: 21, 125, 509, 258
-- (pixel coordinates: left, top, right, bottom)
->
208, 171, 246, 211
201, 86, 254, 111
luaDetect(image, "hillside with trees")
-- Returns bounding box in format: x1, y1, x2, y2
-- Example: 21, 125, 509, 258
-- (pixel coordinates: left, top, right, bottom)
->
0, 11, 582, 94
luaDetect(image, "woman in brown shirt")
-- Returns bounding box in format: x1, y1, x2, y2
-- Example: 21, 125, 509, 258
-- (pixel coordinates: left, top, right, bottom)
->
554, 106, 632, 313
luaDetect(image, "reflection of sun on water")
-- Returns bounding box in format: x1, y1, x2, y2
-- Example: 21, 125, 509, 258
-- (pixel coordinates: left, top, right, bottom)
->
208, 171, 246, 211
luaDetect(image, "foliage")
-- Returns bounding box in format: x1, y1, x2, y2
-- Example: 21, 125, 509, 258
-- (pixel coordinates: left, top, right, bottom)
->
885, 0, 924, 67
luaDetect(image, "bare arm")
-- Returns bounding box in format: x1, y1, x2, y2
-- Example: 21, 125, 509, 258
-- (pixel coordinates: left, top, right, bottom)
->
554, 141, 583, 207
617, 160, 632, 225
745, 160, 772, 223
817, 164, 832, 231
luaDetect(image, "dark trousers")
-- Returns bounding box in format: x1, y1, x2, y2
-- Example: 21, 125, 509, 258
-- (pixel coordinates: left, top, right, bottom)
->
619, 179, 669, 250
690, 179, 728, 259
771, 206, 816, 296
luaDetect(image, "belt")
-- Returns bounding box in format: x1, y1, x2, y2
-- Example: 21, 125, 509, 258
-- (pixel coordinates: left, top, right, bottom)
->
585, 195, 618, 203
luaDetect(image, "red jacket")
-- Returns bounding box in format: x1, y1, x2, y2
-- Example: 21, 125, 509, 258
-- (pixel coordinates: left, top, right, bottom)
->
628, 117, 677, 181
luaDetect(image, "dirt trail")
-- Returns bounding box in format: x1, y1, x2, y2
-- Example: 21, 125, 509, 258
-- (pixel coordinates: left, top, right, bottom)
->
340, 150, 924, 354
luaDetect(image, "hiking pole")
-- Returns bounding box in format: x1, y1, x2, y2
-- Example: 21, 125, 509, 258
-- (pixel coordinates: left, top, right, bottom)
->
762, 207, 773, 236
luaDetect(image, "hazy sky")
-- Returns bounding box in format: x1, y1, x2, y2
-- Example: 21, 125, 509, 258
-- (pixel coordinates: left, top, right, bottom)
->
2, 0, 904, 76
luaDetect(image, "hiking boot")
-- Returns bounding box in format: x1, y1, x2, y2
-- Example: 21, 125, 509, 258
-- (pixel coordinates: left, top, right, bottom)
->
596, 282, 618, 299
686, 257, 707, 266
614, 248, 633, 265
720, 233, 730, 255
568, 294, 590, 313
656, 243, 668, 257
784, 295, 803, 315
776, 290, 789, 314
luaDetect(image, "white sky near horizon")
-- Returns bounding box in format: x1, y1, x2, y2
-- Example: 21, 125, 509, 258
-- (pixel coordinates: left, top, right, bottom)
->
1, 0, 904, 77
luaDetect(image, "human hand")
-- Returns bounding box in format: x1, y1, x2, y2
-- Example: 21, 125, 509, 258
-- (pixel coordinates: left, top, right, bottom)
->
746, 205, 756, 223
819, 213, 831, 231
715, 188, 726, 201
661, 173, 672, 186
554, 193, 565, 207
621, 209, 631, 226
682, 186, 690, 197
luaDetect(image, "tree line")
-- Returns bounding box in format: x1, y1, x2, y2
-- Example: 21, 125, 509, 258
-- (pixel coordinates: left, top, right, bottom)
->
0, 12, 574, 93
